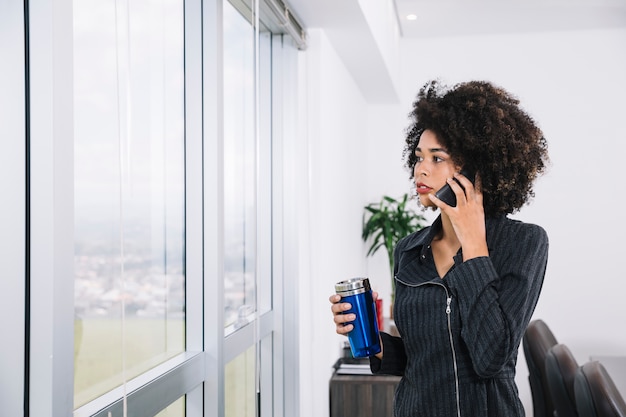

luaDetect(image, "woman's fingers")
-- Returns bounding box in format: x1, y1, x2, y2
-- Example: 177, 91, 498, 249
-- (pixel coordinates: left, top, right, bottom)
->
337, 322, 354, 334
329, 293, 343, 303
330, 293, 354, 334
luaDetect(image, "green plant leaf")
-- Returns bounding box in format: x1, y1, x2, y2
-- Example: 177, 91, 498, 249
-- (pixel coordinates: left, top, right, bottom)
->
361, 193, 427, 303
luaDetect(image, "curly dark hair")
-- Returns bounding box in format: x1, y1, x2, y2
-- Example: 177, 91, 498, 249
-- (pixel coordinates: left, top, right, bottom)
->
403, 80, 549, 216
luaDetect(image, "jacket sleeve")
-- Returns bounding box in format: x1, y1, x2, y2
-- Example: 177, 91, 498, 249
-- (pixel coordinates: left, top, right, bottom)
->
370, 236, 412, 376
370, 332, 407, 375
444, 222, 549, 378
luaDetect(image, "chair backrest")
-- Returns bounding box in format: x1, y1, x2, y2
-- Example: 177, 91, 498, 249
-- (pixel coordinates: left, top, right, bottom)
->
546, 343, 580, 417
574, 361, 626, 417
523, 319, 558, 417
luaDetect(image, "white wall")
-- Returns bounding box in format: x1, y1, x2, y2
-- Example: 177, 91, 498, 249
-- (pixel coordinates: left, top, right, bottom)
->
297, 28, 372, 417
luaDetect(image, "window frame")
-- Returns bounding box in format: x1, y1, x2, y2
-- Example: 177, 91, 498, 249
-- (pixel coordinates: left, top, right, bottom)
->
28, 0, 75, 413
0, 1, 27, 415
19, 0, 303, 415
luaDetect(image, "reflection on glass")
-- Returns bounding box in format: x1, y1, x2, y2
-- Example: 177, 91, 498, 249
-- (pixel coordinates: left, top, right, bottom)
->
225, 346, 256, 417
223, 1, 257, 329
73, 0, 185, 408
156, 396, 185, 417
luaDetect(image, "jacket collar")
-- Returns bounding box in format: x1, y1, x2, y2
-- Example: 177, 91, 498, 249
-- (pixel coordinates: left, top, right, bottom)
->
400, 214, 507, 255
401, 215, 443, 253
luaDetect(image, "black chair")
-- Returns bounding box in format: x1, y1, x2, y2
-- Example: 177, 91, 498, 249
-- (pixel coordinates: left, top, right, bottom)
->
546, 343, 580, 417
523, 319, 558, 417
574, 361, 626, 417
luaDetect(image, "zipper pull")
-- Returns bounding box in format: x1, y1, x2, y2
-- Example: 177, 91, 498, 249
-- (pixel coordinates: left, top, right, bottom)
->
446, 297, 452, 314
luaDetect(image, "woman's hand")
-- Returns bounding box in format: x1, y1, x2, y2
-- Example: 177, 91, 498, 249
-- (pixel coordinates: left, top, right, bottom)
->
430, 172, 488, 260
329, 291, 379, 335
329, 294, 354, 335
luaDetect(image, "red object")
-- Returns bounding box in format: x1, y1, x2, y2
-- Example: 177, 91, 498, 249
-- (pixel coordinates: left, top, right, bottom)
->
375, 298, 384, 331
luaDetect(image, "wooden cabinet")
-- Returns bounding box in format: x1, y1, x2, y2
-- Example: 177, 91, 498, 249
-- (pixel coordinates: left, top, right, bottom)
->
329, 372, 401, 417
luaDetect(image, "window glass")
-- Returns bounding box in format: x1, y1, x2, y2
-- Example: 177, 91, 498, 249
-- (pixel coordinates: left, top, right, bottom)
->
225, 346, 256, 417
223, 1, 257, 330
73, 0, 185, 407
156, 397, 185, 416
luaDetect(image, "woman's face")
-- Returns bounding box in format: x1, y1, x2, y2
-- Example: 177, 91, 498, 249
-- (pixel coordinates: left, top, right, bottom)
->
413, 129, 458, 208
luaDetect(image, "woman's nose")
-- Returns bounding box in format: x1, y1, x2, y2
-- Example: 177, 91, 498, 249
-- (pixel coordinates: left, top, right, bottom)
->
414, 163, 428, 178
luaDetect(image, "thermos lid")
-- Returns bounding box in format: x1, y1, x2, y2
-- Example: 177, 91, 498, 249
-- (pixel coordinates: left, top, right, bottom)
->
335, 277, 371, 294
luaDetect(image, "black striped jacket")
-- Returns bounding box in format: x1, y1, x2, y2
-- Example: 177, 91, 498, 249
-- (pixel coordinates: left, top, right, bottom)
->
371, 215, 549, 417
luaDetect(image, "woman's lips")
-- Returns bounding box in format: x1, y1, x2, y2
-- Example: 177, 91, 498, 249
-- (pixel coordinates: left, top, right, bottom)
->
416, 183, 432, 194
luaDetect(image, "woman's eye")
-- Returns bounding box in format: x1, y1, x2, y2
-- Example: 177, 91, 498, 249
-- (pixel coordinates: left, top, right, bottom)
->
414, 155, 424, 163
434, 156, 445, 163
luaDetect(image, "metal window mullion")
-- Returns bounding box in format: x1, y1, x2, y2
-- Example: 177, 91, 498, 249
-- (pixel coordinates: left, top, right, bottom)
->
276, 34, 303, 417
202, 0, 225, 416
74, 352, 204, 417
0, 1, 27, 415
269, 33, 288, 417
223, 311, 274, 363
258, 27, 277, 417
184, 0, 204, 362
253, 0, 262, 410
28, 0, 75, 415
184, 0, 206, 409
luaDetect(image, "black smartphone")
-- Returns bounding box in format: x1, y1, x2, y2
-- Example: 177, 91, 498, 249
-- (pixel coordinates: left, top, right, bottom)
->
434, 168, 475, 207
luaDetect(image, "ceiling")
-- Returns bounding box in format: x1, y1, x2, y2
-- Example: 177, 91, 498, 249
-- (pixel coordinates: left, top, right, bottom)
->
284, 0, 625, 102
393, 0, 626, 38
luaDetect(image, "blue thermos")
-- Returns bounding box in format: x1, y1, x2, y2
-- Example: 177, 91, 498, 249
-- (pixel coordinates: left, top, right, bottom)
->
335, 277, 381, 358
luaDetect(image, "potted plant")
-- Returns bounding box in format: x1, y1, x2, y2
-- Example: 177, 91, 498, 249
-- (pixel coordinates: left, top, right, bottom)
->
362, 193, 426, 306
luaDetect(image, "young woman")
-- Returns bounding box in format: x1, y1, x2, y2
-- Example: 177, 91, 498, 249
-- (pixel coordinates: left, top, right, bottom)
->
330, 80, 550, 417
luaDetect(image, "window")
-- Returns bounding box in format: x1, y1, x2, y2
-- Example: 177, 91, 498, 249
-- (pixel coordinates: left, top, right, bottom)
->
221, 2, 274, 415
223, 0, 257, 331
73, 0, 186, 408
18, 0, 305, 415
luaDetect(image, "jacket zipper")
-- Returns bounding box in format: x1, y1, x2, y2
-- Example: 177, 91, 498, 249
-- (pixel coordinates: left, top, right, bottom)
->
395, 277, 462, 417
444, 289, 462, 417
